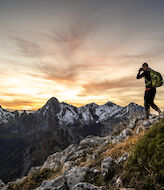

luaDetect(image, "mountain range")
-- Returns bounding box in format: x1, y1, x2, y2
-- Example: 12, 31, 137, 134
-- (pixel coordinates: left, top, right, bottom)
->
0, 97, 145, 183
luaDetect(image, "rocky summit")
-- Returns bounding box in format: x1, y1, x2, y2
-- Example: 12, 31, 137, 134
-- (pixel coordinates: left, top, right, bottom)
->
0, 97, 145, 183
1, 113, 163, 190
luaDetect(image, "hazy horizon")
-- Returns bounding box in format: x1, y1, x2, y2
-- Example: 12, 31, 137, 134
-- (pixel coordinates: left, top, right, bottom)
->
0, 0, 164, 111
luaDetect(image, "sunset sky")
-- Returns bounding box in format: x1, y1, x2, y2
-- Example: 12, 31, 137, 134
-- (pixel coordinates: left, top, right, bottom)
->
0, 0, 164, 111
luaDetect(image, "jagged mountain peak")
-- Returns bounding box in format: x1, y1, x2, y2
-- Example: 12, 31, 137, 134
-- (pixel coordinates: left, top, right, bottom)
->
61, 101, 76, 108
127, 102, 139, 107
85, 102, 98, 108
31, 97, 61, 116
41, 97, 61, 112
61, 101, 69, 106
126, 102, 143, 111
104, 101, 119, 107
45, 97, 60, 106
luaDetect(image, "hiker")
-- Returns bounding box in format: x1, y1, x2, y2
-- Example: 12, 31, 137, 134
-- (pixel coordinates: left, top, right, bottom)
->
136, 63, 162, 119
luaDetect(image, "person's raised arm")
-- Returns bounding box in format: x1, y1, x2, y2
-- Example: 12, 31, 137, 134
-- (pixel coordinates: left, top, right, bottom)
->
136, 68, 145, 79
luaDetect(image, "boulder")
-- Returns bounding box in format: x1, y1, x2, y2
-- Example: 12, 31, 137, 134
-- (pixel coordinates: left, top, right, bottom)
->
42, 152, 62, 170
64, 167, 88, 189
98, 136, 112, 150
111, 136, 120, 144
37, 167, 100, 190
112, 128, 132, 144
128, 118, 137, 129
119, 129, 132, 140
77, 136, 105, 151
61, 144, 77, 163
143, 120, 153, 130
36, 175, 67, 190
101, 156, 115, 176
72, 182, 105, 190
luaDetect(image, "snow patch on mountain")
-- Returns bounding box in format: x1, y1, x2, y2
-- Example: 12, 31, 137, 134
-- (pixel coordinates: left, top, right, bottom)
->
57, 103, 79, 125
32, 98, 145, 126
95, 104, 121, 122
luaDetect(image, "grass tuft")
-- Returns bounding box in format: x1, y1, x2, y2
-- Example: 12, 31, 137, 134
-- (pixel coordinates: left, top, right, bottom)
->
122, 118, 164, 190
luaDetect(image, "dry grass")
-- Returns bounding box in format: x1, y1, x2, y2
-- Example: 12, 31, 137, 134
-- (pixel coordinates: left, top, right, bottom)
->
81, 129, 146, 170
104, 131, 145, 160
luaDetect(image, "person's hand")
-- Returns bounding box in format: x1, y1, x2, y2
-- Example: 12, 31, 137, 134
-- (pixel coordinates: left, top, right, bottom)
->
138, 68, 143, 72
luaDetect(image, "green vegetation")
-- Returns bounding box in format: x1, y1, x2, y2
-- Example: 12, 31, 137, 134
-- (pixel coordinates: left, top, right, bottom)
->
8, 168, 55, 190
122, 118, 164, 190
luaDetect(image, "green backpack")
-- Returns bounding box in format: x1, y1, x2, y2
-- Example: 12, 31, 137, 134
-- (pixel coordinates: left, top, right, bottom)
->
149, 68, 163, 87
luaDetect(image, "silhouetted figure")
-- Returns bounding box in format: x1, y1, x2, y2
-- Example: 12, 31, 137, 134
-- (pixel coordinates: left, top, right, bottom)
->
136, 63, 161, 119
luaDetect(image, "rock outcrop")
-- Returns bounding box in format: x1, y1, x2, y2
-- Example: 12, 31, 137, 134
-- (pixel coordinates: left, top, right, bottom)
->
36, 175, 67, 190
72, 183, 105, 190
101, 156, 115, 176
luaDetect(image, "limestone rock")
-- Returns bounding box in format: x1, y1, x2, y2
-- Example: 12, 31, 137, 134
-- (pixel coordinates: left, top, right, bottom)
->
36, 175, 67, 190
136, 125, 144, 134
119, 129, 132, 140
112, 128, 132, 144
128, 118, 137, 129
116, 152, 129, 164
101, 156, 115, 176
28, 166, 41, 175
64, 167, 88, 189
77, 136, 105, 151
42, 152, 62, 170
72, 182, 105, 190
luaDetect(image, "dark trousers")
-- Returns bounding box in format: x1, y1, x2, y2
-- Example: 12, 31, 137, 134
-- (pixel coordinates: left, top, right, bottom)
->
144, 88, 159, 118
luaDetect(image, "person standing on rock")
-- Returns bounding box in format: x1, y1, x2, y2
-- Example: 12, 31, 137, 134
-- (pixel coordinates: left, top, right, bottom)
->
136, 63, 162, 119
